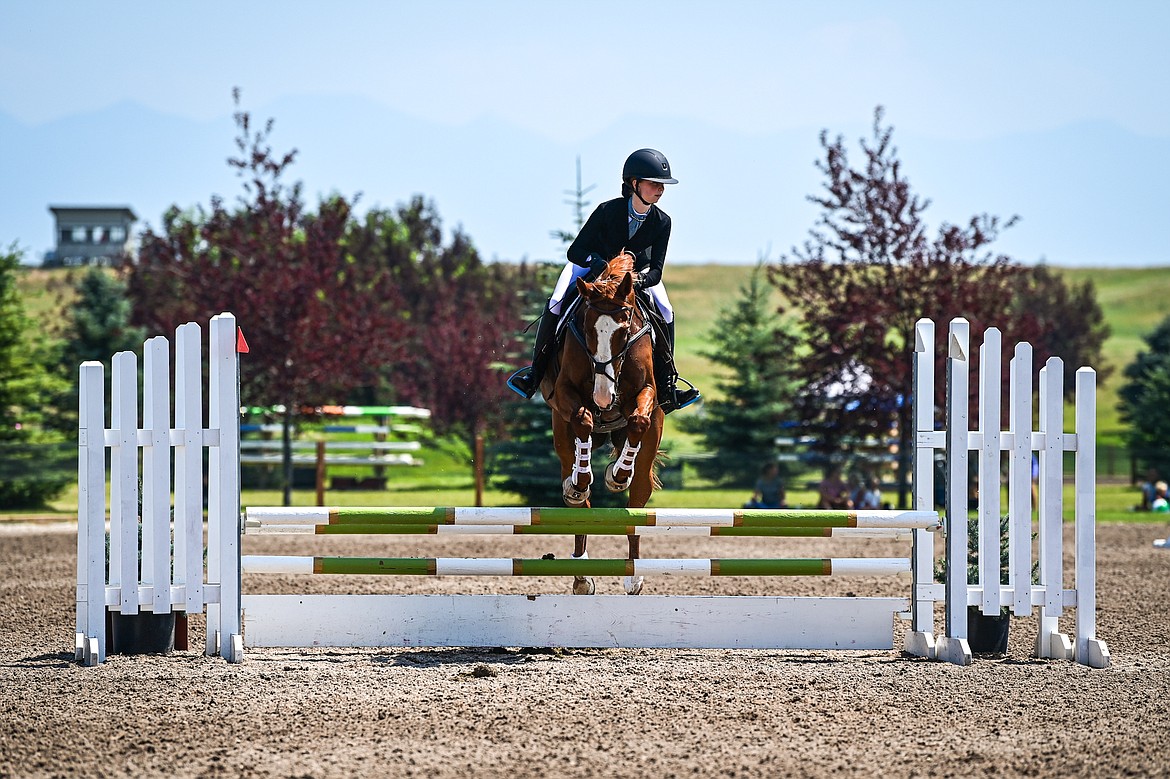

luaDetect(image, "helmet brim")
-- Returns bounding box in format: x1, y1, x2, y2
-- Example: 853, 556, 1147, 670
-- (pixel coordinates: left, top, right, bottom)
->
639, 177, 678, 185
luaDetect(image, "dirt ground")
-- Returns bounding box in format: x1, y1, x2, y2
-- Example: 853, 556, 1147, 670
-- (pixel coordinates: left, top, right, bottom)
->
2, 521, 1169, 779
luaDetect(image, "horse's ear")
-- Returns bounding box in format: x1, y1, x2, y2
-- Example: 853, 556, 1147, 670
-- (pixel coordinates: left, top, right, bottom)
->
575, 278, 590, 297
616, 272, 634, 300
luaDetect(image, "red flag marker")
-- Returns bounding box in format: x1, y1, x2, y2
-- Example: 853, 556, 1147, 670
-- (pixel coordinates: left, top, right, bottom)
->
237, 327, 250, 354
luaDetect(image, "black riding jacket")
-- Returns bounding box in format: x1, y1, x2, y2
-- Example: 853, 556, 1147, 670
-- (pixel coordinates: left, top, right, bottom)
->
567, 196, 671, 291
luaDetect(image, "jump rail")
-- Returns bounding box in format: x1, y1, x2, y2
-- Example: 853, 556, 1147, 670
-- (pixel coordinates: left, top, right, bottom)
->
74, 313, 1109, 668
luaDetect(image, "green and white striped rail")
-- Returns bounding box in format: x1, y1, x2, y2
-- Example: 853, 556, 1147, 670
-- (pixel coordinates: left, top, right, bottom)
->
245, 506, 940, 531
246, 522, 911, 538
241, 555, 912, 577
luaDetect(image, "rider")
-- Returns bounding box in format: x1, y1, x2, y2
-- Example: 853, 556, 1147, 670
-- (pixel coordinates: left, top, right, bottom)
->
507, 148, 701, 413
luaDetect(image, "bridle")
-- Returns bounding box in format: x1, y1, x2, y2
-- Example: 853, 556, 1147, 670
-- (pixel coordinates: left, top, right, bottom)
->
568, 295, 652, 399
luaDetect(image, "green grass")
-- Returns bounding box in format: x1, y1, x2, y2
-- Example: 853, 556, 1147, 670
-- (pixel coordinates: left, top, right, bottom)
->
14, 266, 83, 323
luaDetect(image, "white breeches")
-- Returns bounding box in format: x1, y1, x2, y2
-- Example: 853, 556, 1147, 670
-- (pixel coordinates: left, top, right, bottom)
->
548, 261, 674, 323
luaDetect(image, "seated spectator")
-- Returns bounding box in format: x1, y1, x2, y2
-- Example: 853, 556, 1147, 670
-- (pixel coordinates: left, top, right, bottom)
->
745, 462, 786, 509
1153, 481, 1169, 513
1139, 468, 1160, 511
818, 466, 852, 510
856, 476, 883, 510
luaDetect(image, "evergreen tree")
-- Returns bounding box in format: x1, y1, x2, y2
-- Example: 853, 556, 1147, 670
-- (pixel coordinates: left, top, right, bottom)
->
0, 246, 72, 508
1118, 316, 1170, 477
489, 262, 564, 505
48, 267, 146, 433
678, 262, 800, 486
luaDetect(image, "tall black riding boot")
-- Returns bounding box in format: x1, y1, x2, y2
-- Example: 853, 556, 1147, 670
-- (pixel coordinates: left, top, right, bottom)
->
506, 304, 558, 399
656, 320, 701, 413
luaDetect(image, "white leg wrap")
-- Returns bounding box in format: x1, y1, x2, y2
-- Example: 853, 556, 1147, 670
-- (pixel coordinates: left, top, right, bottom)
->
624, 575, 644, 595
616, 440, 641, 472
573, 437, 592, 480
563, 437, 593, 506
605, 440, 641, 492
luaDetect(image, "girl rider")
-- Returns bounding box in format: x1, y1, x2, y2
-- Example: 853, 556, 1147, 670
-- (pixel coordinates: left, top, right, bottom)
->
507, 148, 701, 413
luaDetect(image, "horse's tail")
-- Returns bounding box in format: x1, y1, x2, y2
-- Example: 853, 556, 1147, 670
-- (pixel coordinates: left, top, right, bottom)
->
650, 449, 666, 492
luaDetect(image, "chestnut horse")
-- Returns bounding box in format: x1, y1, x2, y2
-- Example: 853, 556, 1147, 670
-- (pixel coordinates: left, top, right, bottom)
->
540, 252, 663, 595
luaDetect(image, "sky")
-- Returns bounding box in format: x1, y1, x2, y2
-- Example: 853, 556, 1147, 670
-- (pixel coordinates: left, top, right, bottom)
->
1, 1, 1168, 266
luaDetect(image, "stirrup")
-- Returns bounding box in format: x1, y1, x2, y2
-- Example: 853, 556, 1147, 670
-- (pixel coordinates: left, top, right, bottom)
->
660, 377, 701, 414
675, 377, 701, 409
506, 367, 538, 399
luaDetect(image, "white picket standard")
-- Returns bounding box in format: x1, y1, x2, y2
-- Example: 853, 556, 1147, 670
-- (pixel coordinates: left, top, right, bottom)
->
74, 313, 243, 666
74, 314, 1108, 669
904, 320, 937, 660
911, 317, 1109, 669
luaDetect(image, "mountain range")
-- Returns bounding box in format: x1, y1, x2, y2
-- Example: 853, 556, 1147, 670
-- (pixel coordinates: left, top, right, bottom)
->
2, 95, 1166, 267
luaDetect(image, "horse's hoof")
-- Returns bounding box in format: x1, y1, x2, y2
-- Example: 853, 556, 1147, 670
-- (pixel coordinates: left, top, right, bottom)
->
562, 476, 590, 506
563, 487, 590, 506
623, 576, 644, 595
604, 462, 632, 493
573, 576, 596, 595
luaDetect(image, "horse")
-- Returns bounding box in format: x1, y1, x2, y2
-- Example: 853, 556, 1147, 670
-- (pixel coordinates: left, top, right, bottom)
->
540, 251, 664, 596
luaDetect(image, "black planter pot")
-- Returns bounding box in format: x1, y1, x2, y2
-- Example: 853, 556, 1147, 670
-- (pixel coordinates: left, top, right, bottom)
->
967, 606, 1010, 654
108, 610, 176, 655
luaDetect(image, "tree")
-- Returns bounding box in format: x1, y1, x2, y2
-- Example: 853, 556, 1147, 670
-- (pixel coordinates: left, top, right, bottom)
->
1118, 316, 1170, 478
0, 245, 72, 507
127, 91, 541, 502
550, 156, 596, 244
48, 267, 146, 433
127, 92, 411, 504
770, 107, 1108, 507
678, 262, 800, 485
343, 200, 537, 454
488, 262, 568, 505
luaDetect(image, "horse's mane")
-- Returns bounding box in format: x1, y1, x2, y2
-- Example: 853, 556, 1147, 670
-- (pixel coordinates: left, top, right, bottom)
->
593, 252, 636, 298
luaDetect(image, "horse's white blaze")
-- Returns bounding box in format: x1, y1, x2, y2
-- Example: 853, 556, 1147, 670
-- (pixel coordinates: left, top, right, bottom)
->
592, 315, 622, 409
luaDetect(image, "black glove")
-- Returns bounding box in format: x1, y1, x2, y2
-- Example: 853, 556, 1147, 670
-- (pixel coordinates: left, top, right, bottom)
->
587, 253, 608, 281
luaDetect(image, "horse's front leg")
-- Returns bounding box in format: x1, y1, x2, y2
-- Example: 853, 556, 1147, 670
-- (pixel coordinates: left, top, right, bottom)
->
605, 383, 655, 493
559, 406, 594, 507
553, 402, 596, 595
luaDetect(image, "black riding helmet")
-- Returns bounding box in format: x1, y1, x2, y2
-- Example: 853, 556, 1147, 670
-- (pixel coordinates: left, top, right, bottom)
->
622, 148, 678, 185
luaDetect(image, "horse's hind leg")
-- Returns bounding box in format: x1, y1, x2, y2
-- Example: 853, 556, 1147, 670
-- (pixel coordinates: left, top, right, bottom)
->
623, 534, 643, 595
554, 411, 595, 594
622, 421, 661, 595
572, 534, 594, 595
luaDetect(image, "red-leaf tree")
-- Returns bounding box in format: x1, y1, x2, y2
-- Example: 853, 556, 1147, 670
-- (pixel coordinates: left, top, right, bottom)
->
341, 200, 535, 453
770, 107, 1107, 507
127, 94, 411, 503
127, 92, 538, 500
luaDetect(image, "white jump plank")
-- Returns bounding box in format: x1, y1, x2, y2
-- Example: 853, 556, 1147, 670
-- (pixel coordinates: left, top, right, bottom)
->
241, 594, 908, 651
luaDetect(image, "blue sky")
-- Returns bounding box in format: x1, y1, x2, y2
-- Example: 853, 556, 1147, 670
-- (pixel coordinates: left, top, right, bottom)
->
1, 1, 1168, 266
